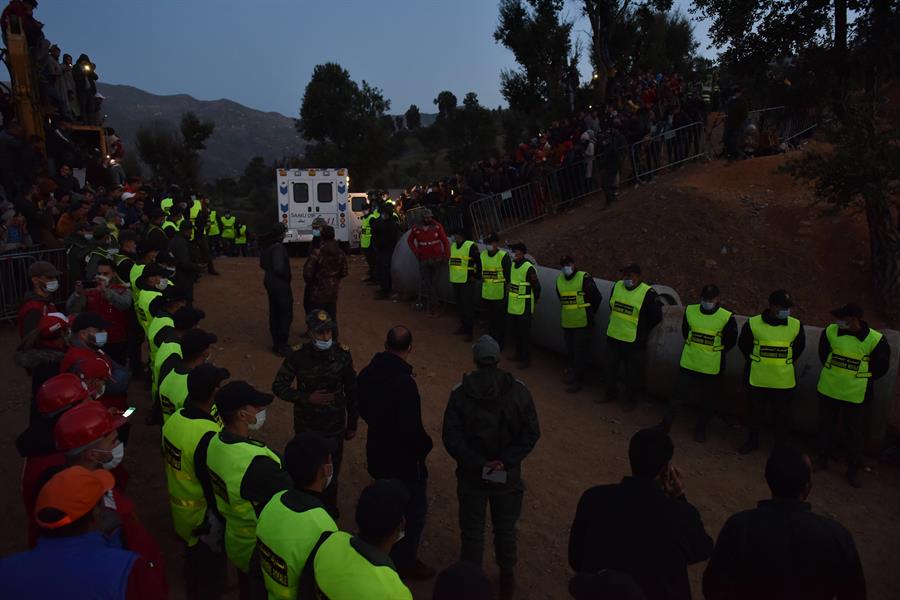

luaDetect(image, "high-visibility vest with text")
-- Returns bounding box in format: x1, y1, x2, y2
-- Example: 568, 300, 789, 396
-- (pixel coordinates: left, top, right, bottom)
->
507, 261, 535, 316
480, 250, 507, 301
135, 289, 161, 332
449, 241, 474, 284
817, 324, 883, 403
360, 214, 374, 249
606, 281, 651, 343
313, 531, 412, 600
208, 210, 220, 236
679, 304, 732, 375
748, 314, 802, 389
221, 216, 236, 240
557, 271, 590, 329
159, 368, 188, 422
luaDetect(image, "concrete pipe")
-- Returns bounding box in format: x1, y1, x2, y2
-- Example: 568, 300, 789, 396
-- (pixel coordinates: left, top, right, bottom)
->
392, 233, 900, 444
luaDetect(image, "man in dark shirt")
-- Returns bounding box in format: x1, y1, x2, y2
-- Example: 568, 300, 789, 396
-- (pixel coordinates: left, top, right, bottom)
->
568, 428, 712, 600
371, 204, 403, 299
259, 223, 293, 356
703, 448, 866, 600
358, 326, 434, 580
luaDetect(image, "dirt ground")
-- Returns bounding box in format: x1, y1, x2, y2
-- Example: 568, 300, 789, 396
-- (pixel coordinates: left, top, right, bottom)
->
2, 255, 900, 600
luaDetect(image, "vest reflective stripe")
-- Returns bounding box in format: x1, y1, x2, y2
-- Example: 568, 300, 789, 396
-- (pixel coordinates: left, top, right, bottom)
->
816, 325, 883, 404
235, 225, 247, 245
360, 214, 374, 249
153, 342, 182, 403
129, 263, 145, 289
314, 531, 413, 600
557, 271, 589, 329
449, 241, 475, 283
679, 304, 732, 375
480, 250, 507, 301
221, 216, 236, 239
606, 281, 651, 343
162, 409, 221, 545
162, 220, 177, 232
136, 289, 162, 332
159, 369, 189, 421
206, 434, 282, 573
256, 491, 338, 600
208, 210, 220, 236
161, 197, 174, 214
507, 261, 535, 316
147, 316, 173, 362
748, 315, 802, 389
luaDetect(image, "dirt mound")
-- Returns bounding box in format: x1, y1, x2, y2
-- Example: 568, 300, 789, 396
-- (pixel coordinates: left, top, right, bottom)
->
521, 152, 882, 328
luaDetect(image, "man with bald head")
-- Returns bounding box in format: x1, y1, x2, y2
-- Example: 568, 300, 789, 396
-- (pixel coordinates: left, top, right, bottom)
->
358, 326, 435, 580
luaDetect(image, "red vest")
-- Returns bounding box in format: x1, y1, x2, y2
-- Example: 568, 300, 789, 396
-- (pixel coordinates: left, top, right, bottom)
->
83, 287, 129, 343
17, 297, 56, 339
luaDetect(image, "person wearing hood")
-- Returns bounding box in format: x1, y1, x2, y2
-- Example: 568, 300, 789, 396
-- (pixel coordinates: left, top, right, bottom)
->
358, 326, 435, 580
259, 222, 294, 356
442, 335, 541, 600
272, 309, 358, 516
17, 260, 60, 339
15, 313, 70, 416
303, 224, 348, 328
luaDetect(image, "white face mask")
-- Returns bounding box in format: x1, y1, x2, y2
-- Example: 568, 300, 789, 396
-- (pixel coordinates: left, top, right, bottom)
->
700, 300, 717, 311
156, 279, 169, 291
776, 309, 791, 319
836, 320, 849, 329
314, 339, 333, 351
96, 275, 110, 286
92, 331, 108, 347
44, 280, 60, 293
624, 278, 635, 288
106, 247, 119, 256
562, 266, 574, 276
84, 233, 94, 241
248, 409, 266, 431
97, 441, 124, 470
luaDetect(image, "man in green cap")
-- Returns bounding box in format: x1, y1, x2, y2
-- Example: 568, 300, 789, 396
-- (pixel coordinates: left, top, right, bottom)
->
272, 309, 358, 515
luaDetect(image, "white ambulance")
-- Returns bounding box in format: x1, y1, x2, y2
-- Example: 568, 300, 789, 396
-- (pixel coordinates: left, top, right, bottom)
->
275, 168, 367, 247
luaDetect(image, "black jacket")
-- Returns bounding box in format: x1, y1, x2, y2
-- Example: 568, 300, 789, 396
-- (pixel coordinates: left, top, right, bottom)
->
568, 477, 713, 600
372, 216, 402, 254
358, 352, 433, 481
259, 240, 292, 290
703, 499, 866, 600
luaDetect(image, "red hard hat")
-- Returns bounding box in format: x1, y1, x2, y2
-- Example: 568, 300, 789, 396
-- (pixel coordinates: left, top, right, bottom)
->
73, 356, 112, 381
53, 400, 128, 451
36, 374, 91, 417
38, 314, 69, 339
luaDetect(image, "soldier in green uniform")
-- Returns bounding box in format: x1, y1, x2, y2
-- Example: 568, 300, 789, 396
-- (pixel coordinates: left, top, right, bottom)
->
271, 309, 358, 515
442, 335, 541, 600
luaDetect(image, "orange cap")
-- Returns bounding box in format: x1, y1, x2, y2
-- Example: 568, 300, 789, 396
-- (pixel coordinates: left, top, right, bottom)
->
34, 466, 114, 529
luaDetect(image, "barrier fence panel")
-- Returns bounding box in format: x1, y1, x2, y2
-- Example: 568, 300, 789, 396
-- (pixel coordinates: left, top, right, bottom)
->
0, 247, 68, 323
629, 121, 706, 182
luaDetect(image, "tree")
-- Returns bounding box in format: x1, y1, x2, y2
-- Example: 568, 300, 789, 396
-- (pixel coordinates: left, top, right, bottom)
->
297, 62, 395, 189
135, 111, 214, 189
494, 0, 579, 117
433, 91, 458, 121
405, 104, 422, 130
446, 93, 497, 170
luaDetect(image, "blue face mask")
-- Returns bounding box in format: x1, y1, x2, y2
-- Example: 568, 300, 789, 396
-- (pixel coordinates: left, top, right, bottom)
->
314, 339, 333, 351
623, 278, 635, 289
313, 229, 321, 237
562, 266, 574, 276
776, 309, 791, 320
700, 300, 717, 311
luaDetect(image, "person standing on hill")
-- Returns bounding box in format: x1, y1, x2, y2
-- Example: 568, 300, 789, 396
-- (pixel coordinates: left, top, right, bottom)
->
448, 229, 481, 342
480, 234, 511, 350
506, 243, 541, 369
259, 223, 294, 357
556, 255, 601, 393
407, 208, 449, 315
303, 225, 348, 326
372, 204, 403, 300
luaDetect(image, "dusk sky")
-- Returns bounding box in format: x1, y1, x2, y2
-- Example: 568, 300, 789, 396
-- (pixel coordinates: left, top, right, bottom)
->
37, 0, 714, 117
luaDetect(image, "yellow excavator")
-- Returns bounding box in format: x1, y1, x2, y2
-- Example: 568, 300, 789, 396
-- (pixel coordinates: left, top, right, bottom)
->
3, 14, 107, 158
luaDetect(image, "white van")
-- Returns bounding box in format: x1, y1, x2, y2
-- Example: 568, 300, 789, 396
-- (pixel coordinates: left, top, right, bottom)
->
276, 168, 366, 247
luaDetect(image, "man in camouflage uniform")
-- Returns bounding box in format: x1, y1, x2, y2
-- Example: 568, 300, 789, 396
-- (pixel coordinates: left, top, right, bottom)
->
271, 309, 358, 515
303, 225, 348, 325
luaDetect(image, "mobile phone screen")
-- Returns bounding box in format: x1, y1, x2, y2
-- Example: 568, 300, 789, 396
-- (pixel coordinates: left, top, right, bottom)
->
123, 407, 136, 418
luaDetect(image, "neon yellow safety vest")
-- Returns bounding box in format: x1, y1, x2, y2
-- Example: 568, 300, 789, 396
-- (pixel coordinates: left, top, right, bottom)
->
129, 263, 145, 289
360, 214, 374, 249
607, 281, 651, 343
147, 315, 174, 362
189, 200, 202, 221
817, 325, 883, 404
159, 368, 188, 422
221, 216, 236, 240
748, 314, 802, 389
449, 241, 475, 284
136, 289, 162, 332
162, 409, 221, 546
153, 341, 182, 403
313, 531, 413, 600
507, 261, 535, 316
162, 220, 178, 233
480, 250, 507, 301
557, 271, 590, 329
235, 225, 247, 245
679, 304, 733, 375
208, 210, 220, 237
160, 197, 174, 215
206, 434, 283, 573
256, 490, 338, 600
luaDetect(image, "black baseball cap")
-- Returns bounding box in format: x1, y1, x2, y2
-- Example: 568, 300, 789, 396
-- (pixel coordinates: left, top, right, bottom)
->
187, 364, 230, 403
72, 311, 108, 332
215, 381, 274, 414
621, 263, 641, 275
831, 303, 863, 319
768, 289, 794, 308
173, 307, 206, 331
156, 251, 175, 266
484, 233, 499, 244
160, 286, 188, 304
141, 263, 168, 278
560, 255, 575, 267
701, 284, 720, 300
510, 242, 528, 254
284, 432, 331, 488
180, 329, 217, 360
355, 479, 410, 540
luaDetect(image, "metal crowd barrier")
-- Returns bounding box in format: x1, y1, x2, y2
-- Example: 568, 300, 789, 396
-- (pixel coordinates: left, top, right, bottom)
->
629, 121, 706, 182
404, 204, 466, 235
0, 247, 68, 323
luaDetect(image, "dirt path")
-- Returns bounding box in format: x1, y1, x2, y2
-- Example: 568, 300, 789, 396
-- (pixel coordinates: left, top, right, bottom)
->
2, 256, 899, 599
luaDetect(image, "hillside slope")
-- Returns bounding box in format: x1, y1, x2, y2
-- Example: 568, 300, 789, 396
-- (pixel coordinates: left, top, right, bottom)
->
99, 83, 305, 179
518, 151, 883, 329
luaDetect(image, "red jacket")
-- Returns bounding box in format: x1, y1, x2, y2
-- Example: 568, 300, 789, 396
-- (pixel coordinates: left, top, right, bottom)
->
83, 286, 130, 343
17, 293, 56, 339
407, 222, 450, 261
